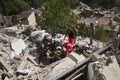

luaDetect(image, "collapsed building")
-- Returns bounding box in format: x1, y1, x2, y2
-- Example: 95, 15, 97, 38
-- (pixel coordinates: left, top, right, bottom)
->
0, 28, 120, 80
0, 2, 120, 79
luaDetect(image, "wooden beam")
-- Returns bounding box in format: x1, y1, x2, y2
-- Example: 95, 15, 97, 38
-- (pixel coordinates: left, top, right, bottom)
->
27, 55, 38, 66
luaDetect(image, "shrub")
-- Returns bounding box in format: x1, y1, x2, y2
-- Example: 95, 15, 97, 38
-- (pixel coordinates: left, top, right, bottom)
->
77, 23, 111, 42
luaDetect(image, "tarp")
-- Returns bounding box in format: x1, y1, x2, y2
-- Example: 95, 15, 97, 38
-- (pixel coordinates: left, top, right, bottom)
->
30, 30, 45, 37
30, 30, 52, 42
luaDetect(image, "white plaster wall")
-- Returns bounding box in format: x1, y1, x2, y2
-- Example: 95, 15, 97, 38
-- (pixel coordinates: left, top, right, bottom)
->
28, 12, 37, 28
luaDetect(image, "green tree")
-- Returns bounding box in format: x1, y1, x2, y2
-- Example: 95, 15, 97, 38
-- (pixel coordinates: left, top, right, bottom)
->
77, 23, 89, 37
95, 26, 110, 42
14, 0, 30, 12
77, 23, 110, 42
27, 0, 51, 9
62, 0, 79, 8
39, 0, 78, 33
0, 0, 5, 15
115, 0, 120, 6
2, 0, 30, 15
12, 15, 17, 22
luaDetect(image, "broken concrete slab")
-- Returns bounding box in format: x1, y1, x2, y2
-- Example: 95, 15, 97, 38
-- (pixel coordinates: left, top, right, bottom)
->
88, 56, 120, 80
6, 30, 17, 37
42, 52, 86, 80
17, 60, 28, 71
17, 50, 29, 70
0, 57, 14, 78
10, 39, 27, 59
0, 57, 12, 72
68, 52, 86, 63
11, 39, 27, 54
4, 76, 9, 80
0, 33, 15, 43
0, 35, 9, 43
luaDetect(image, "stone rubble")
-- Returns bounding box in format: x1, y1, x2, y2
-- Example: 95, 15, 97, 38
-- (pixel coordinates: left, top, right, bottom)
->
0, 31, 119, 80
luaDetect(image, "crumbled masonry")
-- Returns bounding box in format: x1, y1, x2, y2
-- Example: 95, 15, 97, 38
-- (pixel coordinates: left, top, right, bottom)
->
0, 30, 120, 80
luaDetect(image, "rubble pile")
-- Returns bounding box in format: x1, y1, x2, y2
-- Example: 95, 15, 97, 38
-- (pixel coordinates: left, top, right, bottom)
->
0, 33, 16, 61
76, 36, 105, 50
88, 54, 120, 80
0, 30, 115, 80
0, 2, 120, 79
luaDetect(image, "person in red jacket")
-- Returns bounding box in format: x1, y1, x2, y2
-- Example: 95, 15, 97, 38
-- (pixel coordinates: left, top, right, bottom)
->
65, 42, 73, 57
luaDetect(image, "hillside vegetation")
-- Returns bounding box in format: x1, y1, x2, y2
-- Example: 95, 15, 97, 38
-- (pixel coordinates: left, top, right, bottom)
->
1, 0, 120, 15
0, 0, 117, 42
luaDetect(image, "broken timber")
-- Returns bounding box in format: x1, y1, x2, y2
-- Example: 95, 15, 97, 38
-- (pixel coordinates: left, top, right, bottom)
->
27, 55, 38, 66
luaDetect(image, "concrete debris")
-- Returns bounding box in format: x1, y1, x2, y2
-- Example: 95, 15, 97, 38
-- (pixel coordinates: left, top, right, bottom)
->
10, 39, 27, 59
1, 2, 120, 79
5, 29, 17, 37
11, 39, 26, 54
17, 60, 28, 73
0, 33, 15, 43
76, 37, 105, 50
0, 57, 13, 72
37, 52, 86, 80
17, 49, 29, 71
0, 29, 119, 80
88, 56, 120, 80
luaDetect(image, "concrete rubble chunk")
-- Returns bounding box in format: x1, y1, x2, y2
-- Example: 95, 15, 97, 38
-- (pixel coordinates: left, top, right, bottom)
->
0, 35, 9, 43
4, 77, 9, 80
0, 57, 12, 72
0, 57, 14, 78
11, 39, 26, 53
17, 50, 29, 71
0, 33, 15, 43
1, 27, 119, 80
17, 60, 28, 72
88, 56, 120, 80
76, 37, 105, 50
42, 52, 86, 80
68, 52, 86, 63
10, 39, 27, 59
